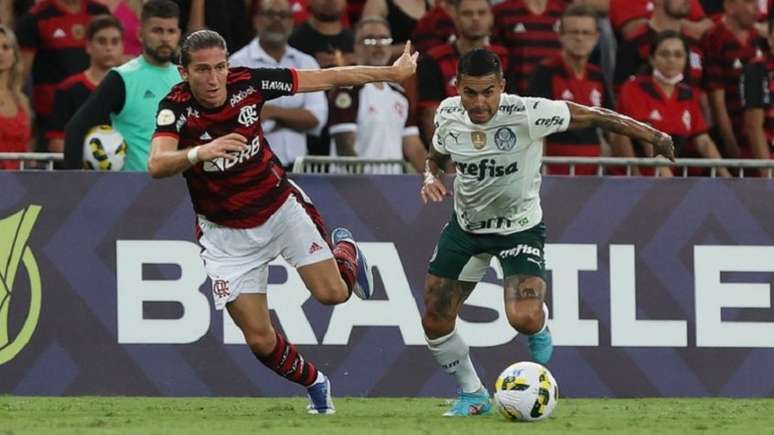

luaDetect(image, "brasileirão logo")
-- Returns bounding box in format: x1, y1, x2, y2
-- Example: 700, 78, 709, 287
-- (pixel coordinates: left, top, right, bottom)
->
0, 205, 42, 365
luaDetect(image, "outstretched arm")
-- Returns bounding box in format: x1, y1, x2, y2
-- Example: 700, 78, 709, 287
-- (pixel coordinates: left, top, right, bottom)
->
566, 101, 675, 161
295, 42, 418, 93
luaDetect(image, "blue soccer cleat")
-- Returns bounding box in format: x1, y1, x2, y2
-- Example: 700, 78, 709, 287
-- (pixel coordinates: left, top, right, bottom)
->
306, 372, 335, 415
527, 303, 553, 365
331, 227, 373, 300
443, 387, 492, 416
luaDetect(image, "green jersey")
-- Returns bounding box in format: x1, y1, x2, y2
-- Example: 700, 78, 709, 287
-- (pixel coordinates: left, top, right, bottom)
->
112, 56, 181, 171
432, 94, 571, 235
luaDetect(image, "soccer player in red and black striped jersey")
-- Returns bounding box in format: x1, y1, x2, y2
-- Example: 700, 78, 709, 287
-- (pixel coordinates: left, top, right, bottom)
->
417, 0, 509, 145
701, 0, 768, 158
149, 29, 417, 415
47, 15, 124, 155
493, 0, 569, 94
527, 4, 613, 175
741, 10, 774, 162
16, 0, 109, 145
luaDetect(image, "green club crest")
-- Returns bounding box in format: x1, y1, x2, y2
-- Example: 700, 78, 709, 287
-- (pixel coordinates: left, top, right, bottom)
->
0, 205, 42, 365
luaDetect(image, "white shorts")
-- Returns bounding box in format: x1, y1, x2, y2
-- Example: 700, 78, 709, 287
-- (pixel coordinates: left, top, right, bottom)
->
197, 193, 333, 310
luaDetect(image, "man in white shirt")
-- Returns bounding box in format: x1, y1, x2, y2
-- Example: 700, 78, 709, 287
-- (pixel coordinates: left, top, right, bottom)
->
230, 0, 328, 168
328, 16, 427, 173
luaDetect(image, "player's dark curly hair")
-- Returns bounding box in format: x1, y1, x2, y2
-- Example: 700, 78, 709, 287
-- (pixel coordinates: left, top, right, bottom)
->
457, 48, 502, 79
180, 29, 228, 67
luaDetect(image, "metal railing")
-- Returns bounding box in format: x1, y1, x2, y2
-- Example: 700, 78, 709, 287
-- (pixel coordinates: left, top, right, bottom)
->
294, 155, 774, 178
0, 152, 63, 170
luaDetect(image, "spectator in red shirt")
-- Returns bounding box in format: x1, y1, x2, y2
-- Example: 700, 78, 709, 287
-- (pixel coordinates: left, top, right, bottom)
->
616, 31, 730, 177
47, 14, 124, 154
702, 0, 767, 158
493, 0, 568, 94
741, 10, 774, 161
16, 0, 109, 148
0, 25, 32, 170
528, 4, 613, 175
417, 0, 508, 144
362, 0, 430, 59
411, 0, 456, 53
609, 0, 712, 40
614, 0, 706, 88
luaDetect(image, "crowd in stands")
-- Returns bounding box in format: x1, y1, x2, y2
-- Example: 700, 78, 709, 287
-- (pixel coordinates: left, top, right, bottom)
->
0, 0, 772, 175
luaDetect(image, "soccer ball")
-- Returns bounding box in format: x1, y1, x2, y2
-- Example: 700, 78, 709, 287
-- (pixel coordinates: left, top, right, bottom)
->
493, 361, 559, 422
83, 125, 127, 170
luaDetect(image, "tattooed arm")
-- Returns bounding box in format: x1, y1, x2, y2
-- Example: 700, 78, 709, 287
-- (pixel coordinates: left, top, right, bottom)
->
566, 101, 675, 161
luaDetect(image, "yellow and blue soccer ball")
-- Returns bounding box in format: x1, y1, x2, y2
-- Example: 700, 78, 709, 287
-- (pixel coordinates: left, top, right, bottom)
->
493, 361, 559, 422
83, 125, 127, 171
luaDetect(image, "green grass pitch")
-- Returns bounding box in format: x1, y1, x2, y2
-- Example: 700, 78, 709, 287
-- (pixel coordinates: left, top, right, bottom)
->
2, 397, 773, 435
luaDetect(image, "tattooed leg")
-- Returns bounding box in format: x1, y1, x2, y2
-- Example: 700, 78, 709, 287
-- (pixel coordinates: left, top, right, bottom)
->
503, 274, 547, 335
422, 274, 476, 339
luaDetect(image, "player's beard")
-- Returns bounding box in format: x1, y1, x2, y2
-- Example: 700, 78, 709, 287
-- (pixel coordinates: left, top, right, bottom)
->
145, 43, 176, 64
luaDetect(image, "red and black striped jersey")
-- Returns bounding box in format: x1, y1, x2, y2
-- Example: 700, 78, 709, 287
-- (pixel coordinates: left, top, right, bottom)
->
613, 24, 704, 88
493, 0, 568, 94
47, 72, 96, 140
411, 4, 456, 53
416, 43, 510, 107
618, 75, 708, 157
527, 55, 613, 174
740, 54, 774, 155
153, 67, 299, 229
701, 20, 768, 129
608, 0, 705, 35
16, 0, 109, 117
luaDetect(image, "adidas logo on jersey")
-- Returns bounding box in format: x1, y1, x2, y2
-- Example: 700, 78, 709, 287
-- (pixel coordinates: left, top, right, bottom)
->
144, 90, 156, 99
53, 28, 66, 38
649, 110, 662, 121
733, 58, 743, 69
513, 23, 526, 33
455, 158, 519, 181
308, 242, 323, 255
199, 131, 212, 141
561, 89, 574, 100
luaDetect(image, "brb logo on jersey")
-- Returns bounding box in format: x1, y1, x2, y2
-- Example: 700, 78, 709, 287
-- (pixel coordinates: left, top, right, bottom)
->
238, 105, 259, 127
203, 136, 262, 172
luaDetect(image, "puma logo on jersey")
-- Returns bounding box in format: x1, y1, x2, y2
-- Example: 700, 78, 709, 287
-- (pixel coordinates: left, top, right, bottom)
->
455, 158, 519, 181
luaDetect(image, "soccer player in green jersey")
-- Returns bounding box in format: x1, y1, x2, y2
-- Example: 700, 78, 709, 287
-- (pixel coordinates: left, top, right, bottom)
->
420, 48, 674, 416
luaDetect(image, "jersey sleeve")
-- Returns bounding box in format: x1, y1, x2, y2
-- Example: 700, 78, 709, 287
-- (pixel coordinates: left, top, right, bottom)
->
250, 67, 298, 101
431, 104, 451, 155
524, 97, 571, 140
153, 97, 185, 139
741, 62, 770, 109
328, 87, 360, 135
15, 12, 39, 51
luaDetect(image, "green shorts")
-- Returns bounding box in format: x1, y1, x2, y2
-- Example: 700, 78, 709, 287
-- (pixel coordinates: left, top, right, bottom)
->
428, 215, 546, 282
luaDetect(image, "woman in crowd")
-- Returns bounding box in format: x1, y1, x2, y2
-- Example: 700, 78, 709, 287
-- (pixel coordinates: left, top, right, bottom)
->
615, 30, 730, 177
0, 25, 31, 170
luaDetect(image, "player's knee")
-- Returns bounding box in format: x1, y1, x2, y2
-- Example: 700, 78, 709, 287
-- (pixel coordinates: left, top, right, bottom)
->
314, 285, 349, 305
243, 328, 276, 356
506, 307, 544, 335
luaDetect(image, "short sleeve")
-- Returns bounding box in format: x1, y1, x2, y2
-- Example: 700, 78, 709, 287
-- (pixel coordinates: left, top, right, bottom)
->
431, 106, 450, 154
524, 98, 571, 140
153, 99, 184, 139
741, 62, 769, 109
328, 87, 360, 135
250, 67, 298, 101
15, 12, 39, 51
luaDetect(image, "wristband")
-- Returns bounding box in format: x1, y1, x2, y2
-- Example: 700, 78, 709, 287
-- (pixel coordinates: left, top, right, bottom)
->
187, 146, 201, 165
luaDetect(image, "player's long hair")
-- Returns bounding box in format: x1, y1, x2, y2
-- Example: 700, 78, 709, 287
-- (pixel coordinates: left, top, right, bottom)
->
0, 25, 24, 98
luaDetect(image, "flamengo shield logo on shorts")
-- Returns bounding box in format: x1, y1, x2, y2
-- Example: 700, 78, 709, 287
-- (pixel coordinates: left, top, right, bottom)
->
0, 205, 43, 365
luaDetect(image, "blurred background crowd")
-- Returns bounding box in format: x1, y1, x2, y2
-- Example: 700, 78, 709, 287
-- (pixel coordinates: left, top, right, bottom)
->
0, 0, 772, 176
